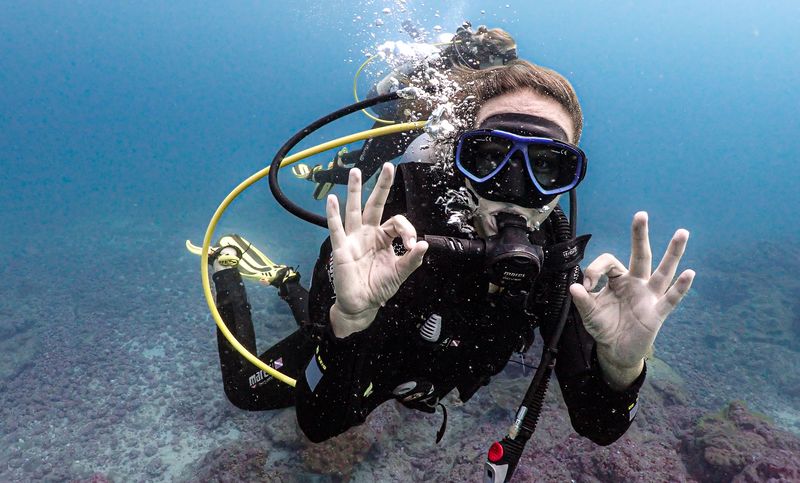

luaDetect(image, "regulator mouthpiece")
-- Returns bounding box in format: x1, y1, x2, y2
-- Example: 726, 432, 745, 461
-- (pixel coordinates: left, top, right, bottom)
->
483, 213, 543, 291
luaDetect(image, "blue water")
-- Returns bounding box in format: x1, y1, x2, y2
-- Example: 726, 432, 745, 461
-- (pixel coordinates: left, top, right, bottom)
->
1, 1, 798, 481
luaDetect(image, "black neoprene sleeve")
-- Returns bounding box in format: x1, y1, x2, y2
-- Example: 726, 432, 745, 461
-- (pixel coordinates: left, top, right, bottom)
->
542, 304, 646, 445
293, 239, 393, 443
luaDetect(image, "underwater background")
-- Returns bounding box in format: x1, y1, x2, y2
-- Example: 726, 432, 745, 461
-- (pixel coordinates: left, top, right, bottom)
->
1, 0, 799, 481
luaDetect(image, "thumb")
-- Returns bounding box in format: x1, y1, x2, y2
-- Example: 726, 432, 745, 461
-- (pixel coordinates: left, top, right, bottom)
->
395, 240, 428, 281
570, 283, 597, 322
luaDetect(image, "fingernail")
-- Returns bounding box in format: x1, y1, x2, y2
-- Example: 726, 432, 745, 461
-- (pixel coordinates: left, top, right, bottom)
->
409, 237, 416, 246
583, 278, 591, 289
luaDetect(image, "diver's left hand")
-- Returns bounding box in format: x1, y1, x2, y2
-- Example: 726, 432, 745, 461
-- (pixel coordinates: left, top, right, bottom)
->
569, 212, 696, 389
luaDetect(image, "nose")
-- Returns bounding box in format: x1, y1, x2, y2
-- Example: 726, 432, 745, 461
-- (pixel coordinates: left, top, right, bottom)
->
499, 150, 528, 194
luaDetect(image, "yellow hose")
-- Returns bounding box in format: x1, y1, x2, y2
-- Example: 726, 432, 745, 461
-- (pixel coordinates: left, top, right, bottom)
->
200, 120, 428, 387
353, 55, 396, 125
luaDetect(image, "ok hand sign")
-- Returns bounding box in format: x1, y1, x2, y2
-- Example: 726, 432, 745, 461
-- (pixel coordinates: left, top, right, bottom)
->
569, 212, 696, 389
326, 163, 429, 338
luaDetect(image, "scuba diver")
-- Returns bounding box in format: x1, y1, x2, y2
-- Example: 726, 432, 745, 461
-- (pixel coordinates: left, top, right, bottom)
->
202, 59, 695, 479
291, 22, 518, 199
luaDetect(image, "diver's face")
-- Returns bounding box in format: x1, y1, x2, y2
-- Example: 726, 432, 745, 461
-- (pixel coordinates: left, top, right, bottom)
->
469, 89, 577, 236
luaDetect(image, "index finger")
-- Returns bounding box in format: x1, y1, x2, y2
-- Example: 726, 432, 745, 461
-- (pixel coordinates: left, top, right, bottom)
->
363, 163, 395, 226
629, 211, 652, 279
582, 253, 628, 291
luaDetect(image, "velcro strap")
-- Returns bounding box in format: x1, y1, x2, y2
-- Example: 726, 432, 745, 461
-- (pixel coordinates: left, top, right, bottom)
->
542, 234, 591, 272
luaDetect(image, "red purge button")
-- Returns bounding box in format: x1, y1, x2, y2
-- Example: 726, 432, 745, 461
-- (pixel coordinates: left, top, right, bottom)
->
488, 441, 504, 462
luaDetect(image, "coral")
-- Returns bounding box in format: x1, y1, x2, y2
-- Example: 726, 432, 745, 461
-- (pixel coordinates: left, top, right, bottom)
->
568, 437, 693, 482
264, 408, 306, 448
299, 403, 401, 479
300, 429, 374, 480
733, 450, 800, 482
685, 401, 800, 482
70, 473, 112, 483
183, 441, 300, 482
2, 220, 799, 482
0, 313, 40, 383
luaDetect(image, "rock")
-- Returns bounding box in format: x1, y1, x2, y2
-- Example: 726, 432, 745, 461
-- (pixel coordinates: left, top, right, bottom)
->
0, 326, 40, 382
145, 458, 164, 478
264, 409, 304, 448
300, 425, 375, 478
686, 401, 800, 482
647, 356, 691, 407
572, 437, 693, 482
732, 450, 800, 482
295, 402, 403, 478
184, 442, 272, 482
69, 471, 112, 483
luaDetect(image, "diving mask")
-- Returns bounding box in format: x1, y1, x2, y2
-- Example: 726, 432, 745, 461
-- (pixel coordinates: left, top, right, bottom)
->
456, 113, 587, 208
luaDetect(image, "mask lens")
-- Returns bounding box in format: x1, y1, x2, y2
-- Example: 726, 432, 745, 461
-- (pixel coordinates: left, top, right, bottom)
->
526, 143, 579, 191
459, 133, 514, 180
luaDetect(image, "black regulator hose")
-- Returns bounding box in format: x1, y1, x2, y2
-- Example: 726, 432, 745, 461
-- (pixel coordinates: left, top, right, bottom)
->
486, 191, 582, 483
568, 189, 577, 238
268, 91, 405, 228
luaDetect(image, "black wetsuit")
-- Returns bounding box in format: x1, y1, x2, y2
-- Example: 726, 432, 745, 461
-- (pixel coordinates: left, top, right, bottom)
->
214, 162, 645, 445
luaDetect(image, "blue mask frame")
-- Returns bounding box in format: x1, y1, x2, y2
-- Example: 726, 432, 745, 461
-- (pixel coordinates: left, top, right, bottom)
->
455, 129, 587, 196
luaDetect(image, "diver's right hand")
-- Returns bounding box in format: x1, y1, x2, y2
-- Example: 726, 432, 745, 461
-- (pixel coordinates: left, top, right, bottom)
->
326, 163, 428, 338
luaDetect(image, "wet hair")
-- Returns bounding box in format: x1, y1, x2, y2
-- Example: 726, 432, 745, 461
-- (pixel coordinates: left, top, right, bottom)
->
455, 59, 583, 143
